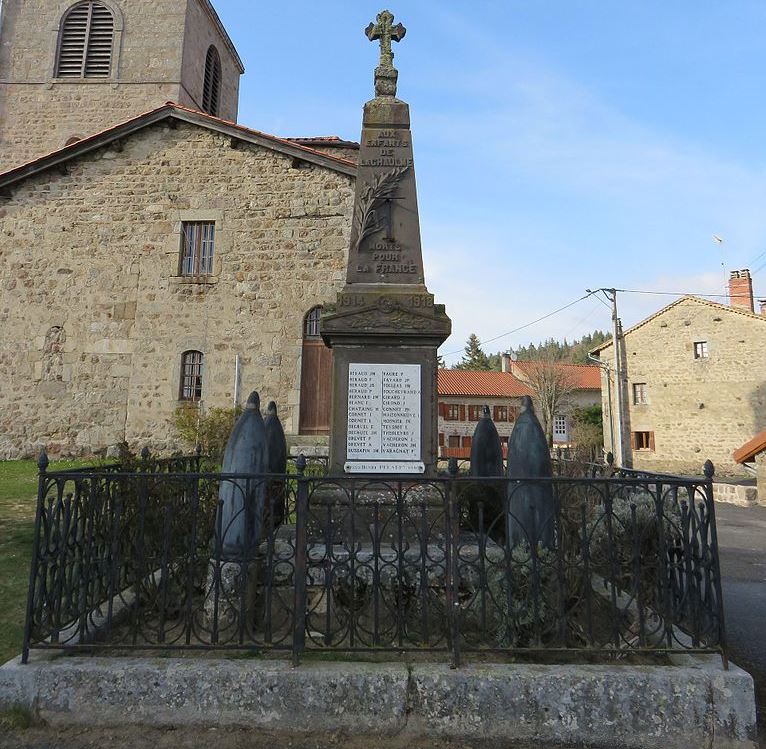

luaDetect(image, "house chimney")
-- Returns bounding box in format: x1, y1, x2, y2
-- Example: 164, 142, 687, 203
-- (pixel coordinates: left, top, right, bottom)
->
728, 269, 754, 313
501, 352, 511, 373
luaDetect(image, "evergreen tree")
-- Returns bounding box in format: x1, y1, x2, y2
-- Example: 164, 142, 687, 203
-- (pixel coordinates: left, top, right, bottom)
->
454, 333, 491, 370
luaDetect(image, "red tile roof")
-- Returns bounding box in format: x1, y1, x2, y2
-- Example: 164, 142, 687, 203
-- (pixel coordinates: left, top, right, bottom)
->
512, 361, 602, 390
437, 370, 533, 398
733, 429, 766, 464
0, 102, 357, 187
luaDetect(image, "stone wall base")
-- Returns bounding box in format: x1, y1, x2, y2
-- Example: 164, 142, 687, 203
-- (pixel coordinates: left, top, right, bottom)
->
0, 654, 756, 748
714, 482, 759, 506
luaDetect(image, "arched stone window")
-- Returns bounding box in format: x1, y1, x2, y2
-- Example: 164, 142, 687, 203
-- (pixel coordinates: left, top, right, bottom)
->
299, 307, 332, 435
202, 45, 222, 116
56, 1, 115, 78
179, 351, 204, 402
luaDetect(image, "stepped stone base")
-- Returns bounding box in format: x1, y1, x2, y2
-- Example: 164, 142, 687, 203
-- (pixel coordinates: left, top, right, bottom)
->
0, 654, 756, 747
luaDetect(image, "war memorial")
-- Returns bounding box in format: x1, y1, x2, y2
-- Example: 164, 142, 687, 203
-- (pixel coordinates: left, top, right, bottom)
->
0, 11, 757, 748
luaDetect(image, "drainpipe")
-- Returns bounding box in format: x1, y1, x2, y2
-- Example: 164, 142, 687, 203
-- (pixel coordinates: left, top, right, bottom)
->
233, 354, 241, 408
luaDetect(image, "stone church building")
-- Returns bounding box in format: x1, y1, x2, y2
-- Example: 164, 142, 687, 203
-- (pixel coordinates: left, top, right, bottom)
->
0, 0, 361, 458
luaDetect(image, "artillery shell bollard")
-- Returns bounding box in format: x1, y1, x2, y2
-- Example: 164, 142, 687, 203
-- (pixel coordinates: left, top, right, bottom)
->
204, 391, 269, 638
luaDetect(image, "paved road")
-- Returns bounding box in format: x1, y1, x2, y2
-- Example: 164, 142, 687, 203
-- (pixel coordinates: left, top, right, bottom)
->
715, 502, 766, 745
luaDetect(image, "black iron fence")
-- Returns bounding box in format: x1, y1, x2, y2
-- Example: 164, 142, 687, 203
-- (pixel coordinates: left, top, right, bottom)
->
23, 453, 727, 666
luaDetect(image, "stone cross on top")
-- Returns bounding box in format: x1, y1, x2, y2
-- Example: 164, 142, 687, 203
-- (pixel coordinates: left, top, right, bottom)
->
365, 10, 406, 97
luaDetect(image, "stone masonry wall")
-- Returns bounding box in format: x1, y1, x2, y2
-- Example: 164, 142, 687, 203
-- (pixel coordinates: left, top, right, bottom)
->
0, 122, 354, 458
599, 298, 766, 475
0, 0, 242, 172
179, 0, 240, 122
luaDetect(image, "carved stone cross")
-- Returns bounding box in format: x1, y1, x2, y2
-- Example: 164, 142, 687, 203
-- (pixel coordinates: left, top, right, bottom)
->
365, 10, 406, 70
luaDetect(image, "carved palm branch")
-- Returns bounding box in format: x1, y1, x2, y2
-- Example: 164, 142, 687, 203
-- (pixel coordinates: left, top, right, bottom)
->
353, 166, 410, 250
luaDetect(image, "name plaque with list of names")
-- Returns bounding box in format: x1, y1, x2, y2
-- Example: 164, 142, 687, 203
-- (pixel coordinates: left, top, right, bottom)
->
345, 363, 423, 473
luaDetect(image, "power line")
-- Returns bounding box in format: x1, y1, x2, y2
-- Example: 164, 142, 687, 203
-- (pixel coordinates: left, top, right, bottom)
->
614, 287, 765, 298
441, 292, 595, 357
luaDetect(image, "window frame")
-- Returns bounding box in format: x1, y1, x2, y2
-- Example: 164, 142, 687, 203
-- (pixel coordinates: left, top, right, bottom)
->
467, 405, 481, 421
632, 430, 655, 451
494, 405, 509, 422
693, 341, 709, 359
179, 350, 204, 402
53, 0, 122, 81
633, 382, 647, 405
445, 404, 460, 421
179, 221, 216, 277
553, 414, 568, 441
447, 435, 460, 448
202, 45, 223, 116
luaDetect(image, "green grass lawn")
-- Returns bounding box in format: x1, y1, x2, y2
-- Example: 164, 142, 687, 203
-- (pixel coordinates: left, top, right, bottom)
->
0, 458, 96, 664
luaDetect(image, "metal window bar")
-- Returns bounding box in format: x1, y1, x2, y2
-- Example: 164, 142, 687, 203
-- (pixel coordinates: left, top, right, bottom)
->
180, 352, 203, 401
181, 223, 215, 276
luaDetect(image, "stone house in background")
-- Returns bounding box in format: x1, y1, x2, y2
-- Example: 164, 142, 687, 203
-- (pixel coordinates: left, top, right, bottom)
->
592, 271, 766, 476
436, 361, 601, 459
437, 370, 532, 459
507, 358, 602, 444
0, 0, 362, 458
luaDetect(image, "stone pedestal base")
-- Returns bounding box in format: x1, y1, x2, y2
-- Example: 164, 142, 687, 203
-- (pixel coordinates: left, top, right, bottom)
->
203, 560, 259, 637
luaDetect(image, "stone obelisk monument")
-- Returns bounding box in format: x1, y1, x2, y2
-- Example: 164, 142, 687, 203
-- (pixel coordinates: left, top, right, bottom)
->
322, 10, 451, 475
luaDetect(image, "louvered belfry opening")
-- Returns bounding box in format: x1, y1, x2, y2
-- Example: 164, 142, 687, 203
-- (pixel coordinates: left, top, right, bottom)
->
202, 46, 222, 116
56, 1, 115, 78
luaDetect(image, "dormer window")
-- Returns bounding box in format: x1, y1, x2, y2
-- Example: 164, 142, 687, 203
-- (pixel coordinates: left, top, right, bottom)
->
56, 2, 115, 78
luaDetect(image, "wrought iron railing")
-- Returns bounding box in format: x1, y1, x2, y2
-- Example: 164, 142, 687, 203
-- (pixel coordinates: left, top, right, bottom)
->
23, 453, 727, 666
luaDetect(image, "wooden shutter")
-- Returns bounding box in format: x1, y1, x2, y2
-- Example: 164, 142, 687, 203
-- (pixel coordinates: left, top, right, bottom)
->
298, 340, 332, 434
462, 436, 472, 449
84, 4, 115, 77
438, 433, 444, 447
57, 2, 114, 78
202, 46, 222, 116
649, 432, 655, 451
630, 432, 637, 450
459, 405, 466, 421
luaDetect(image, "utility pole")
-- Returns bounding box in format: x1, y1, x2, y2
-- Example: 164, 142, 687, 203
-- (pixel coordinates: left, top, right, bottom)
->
602, 288, 625, 467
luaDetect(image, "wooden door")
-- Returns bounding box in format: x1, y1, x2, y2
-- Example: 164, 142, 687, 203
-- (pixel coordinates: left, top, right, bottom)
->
299, 308, 332, 434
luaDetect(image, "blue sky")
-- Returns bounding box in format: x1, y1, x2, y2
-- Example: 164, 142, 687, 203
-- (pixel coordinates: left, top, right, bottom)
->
214, 1, 766, 364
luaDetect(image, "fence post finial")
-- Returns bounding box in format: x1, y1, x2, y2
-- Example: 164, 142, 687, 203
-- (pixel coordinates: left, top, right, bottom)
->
37, 448, 49, 473
296, 453, 307, 475
140, 446, 150, 462
195, 444, 202, 456
606, 451, 614, 467
703, 460, 715, 480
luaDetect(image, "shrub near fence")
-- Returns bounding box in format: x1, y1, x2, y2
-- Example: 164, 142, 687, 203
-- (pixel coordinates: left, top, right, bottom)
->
22, 453, 727, 666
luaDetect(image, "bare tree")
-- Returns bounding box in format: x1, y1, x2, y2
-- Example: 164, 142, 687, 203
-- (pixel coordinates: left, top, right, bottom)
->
515, 357, 579, 447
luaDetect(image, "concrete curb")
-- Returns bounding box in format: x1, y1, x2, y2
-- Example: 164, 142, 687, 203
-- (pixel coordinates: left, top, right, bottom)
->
0, 654, 757, 748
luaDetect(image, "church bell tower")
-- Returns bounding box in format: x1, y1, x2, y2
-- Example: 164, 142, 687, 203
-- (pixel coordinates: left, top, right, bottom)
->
0, 0, 244, 172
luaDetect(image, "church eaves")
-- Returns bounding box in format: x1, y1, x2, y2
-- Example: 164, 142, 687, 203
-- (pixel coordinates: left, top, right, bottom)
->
0, 102, 357, 191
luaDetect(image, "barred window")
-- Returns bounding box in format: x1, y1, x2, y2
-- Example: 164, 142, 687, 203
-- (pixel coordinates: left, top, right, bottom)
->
180, 222, 215, 276
202, 46, 222, 116
179, 351, 203, 401
56, 1, 115, 78
304, 306, 322, 339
